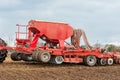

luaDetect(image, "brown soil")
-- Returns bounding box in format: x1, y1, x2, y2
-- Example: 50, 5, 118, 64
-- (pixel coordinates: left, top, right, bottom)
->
0, 55, 120, 80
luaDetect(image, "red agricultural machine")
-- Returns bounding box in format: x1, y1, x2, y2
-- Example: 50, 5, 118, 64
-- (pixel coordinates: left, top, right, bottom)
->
0, 20, 120, 66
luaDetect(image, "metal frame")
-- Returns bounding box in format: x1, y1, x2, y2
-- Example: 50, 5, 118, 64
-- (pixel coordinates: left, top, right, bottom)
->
0, 20, 119, 65
14, 21, 115, 63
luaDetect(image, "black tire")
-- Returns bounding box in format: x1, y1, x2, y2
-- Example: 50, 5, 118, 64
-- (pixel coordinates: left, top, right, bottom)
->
0, 50, 7, 58
0, 50, 7, 63
11, 52, 22, 61
50, 56, 63, 64
98, 58, 107, 66
22, 54, 32, 61
84, 55, 97, 66
37, 51, 51, 63
0, 38, 7, 63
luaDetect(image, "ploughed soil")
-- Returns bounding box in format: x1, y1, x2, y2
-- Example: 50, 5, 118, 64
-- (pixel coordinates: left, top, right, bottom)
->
0, 55, 120, 80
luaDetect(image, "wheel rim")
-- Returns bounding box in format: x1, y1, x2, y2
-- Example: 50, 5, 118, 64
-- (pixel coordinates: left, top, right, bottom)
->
22, 54, 32, 61
17, 54, 22, 60
107, 58, 113, 65
40, 52, 51, 63
43, 53, 49, 60
55, 56, 63, 64
100, 59, 107, 66
87, 56, 96, 66
27, 55, 32, 61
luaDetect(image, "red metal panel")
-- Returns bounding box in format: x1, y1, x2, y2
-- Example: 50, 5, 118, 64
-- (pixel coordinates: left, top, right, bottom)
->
28, 20, 73, 41
64, 58, 83, 63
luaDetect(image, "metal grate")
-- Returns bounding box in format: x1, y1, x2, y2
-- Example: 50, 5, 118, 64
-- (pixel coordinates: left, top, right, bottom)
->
16, 24, 29, 40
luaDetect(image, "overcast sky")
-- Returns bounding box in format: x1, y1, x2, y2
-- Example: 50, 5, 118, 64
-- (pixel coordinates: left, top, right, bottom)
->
0, 0, 120, 46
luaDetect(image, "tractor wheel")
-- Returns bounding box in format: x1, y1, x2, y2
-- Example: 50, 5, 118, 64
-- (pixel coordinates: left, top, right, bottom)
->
32, 51, 40, 61
11, 52, 22, 61
22, 54, 32, 61
107, 58, 114, 66
0, 50, 7, 63
0, 38, 7, 63
37, 51, 51, 63
84, 55, 97, 66
99, 58, 107, 66
50, 56, 63, 64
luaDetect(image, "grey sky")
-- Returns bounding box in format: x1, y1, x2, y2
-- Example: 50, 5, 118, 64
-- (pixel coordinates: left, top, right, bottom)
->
0, 0, 120, 45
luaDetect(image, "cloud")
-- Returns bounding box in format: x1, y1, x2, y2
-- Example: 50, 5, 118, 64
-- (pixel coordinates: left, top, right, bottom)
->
0, 0, 22, 11
0, 0, 21, 6
0, 0, 120, 46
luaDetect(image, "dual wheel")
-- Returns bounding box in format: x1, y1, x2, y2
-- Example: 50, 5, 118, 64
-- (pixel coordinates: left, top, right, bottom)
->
11, 51, 64, 64
50, 56, 63, 64
0, 50, 7, 63
32, 51, 51, 63
11, 52, 32, 61
84, 55, 114, 66
99, 58, 113, 66
0, 38, 7, 63
32, 51, 63, 64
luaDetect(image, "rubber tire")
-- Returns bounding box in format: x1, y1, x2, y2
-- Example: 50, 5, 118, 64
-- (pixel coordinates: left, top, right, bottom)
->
32, 51, 40, 61
99, 58, 107, 66
0, 50, 7, 63
22, 54, 32, 61
0, 38, 7, 63
11, 52, 22, 61
37, 51, 51, 63
50, 56, 63, 64
84, 55, 97, 66
107, 58, 114, 66
0, 50, 7, 58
